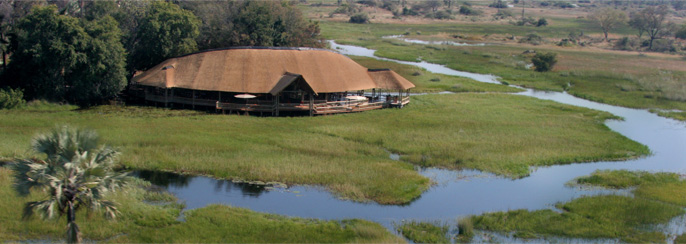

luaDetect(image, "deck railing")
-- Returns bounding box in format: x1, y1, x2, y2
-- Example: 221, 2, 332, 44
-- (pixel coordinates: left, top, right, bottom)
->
144, 94, 408, 115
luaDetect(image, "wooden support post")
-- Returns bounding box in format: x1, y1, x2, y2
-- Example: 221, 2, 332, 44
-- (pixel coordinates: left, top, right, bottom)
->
398, 89, 403, 108
217, 92, 222, 113
309, 92, 314, 117
274, 94, 280, 117
192, 90, 196, 109
164, 88, 169, 108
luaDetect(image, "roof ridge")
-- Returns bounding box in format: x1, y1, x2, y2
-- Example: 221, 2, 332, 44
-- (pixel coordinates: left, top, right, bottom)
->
174, 46, 336, 59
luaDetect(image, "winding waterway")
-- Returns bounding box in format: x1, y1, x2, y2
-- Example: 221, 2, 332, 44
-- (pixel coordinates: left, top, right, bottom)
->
138, 41, 686, 241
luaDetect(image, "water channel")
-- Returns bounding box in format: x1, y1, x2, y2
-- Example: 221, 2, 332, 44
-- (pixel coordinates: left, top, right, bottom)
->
137, 40, 686, 242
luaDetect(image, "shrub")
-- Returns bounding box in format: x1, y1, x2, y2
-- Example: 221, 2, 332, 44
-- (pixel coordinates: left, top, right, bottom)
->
331, 4, 359, 16
493, 9, 513, 19
459, 5, 481, 16
614, 37, 640, 51
0, 88, 26, 109
401, 7, 419, 16
651, 39, 678, 53
349, 13, 370, 23
430, 10, 454, 19
531, 52, 558, 72
536, 17, 548, 27
515, 16, 537, 26
518, 33, 544, 45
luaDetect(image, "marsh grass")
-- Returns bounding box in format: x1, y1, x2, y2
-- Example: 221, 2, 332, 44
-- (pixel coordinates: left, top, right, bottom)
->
471, 171, 686, 243
396, 220, 450, 244
576, 170, 686, 206
0, 168, 401, 243
0, 94, 647, 203
456, 217, 474, 242
322, 21, 686, 115
652, 110, 686, 121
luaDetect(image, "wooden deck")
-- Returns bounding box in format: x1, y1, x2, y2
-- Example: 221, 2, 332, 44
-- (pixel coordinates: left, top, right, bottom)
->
144, 94, 410, 115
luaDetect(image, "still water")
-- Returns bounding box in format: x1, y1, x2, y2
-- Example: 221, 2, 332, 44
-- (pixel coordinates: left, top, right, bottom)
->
137, 41, 686, 240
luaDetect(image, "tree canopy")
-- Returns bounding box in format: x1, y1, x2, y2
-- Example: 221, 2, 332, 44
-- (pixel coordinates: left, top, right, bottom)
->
1, 1, 325, 106
589, 8, 627, 41
183, 1, 324, 50
629, 5, 670, 50
129, 1, 200, 72
4, 5, 126, 106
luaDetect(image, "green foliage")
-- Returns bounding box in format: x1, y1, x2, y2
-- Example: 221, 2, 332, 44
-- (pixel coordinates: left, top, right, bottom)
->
6, 5, 127, 106
676, 24, 686, 40
397, 221, 450, 244
493, 9, 513, 19
531, 52, 557, 72
428, 10, 454, 20
11, 125, 130, 243
349, 12, 370, 24
130, 1, 200, 71
518, 33, 543, 45
536, 18, 548, 27
183, 1, 324, 50
515, 17, 539, 27
0, 87, 25, 109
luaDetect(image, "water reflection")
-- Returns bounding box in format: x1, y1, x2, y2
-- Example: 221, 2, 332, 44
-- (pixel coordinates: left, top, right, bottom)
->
134, 170, 270, 199
133, 170, 193, 188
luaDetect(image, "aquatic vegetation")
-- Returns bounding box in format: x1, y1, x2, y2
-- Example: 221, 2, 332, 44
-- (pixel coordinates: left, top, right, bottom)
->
469, 170, 686, 243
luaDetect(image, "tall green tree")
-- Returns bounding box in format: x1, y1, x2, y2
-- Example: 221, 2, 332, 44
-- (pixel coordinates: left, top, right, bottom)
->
629, 5, 670, 50
5, 5, 126, 106
182, 1, 324, 50
589, 8, 627, 41
12, 125, 129, 243
129, 1, 200, 72
69, 15, 127, 106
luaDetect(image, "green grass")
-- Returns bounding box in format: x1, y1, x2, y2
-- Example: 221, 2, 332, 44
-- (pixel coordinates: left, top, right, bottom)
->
652, 110, 686, 121
321, 21, 686, 116
0, 94, 648, 203
576, 170, 686, 206
472, 196, 680, 243
396, 221, 450, 244
470, 170, 686, 243
0, 167, 402, 243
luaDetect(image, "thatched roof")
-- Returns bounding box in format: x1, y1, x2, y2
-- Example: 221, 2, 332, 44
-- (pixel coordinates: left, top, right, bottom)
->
131, 47, 414, 94
367, 69, 416, 90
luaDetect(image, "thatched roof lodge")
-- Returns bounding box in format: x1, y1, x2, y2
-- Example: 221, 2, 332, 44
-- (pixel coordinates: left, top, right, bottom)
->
130, 47, 415, 116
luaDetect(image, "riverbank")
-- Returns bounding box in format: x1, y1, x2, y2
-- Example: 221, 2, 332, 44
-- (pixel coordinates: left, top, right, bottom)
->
0, 167, 403, 243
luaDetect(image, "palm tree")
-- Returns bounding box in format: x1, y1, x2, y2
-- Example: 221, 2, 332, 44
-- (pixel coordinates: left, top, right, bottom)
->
11, 125, 129, 243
